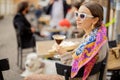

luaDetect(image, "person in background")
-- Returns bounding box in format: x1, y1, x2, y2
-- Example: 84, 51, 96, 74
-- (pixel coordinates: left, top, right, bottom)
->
29, 4, 35, 13
34, 4, 43, 33
46, 0, 71, 25
13, 1, 44, 42
45, 0, 71, 39
13, 1, 36, 42
35, 4, 43, 19
57, 1, 108, 80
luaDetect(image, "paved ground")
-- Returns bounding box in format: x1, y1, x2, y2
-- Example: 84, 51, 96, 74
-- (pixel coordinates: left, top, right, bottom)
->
0, 15, 26, 80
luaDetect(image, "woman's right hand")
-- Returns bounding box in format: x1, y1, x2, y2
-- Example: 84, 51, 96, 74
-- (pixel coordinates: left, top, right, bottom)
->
56, 45, 67, 55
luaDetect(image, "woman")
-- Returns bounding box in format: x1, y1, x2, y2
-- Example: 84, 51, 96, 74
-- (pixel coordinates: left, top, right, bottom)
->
13, 1, 36, 43
57, 2, 108, 80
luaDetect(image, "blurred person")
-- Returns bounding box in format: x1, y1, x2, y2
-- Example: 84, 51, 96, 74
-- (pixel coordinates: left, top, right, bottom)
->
13, 1, 44, 42
45, 0, 71, 39
29, 4, 35, 13
35, 4, 43, 19
46, 0, 71, 28
13, 1, 36, 41
57, 2, 108, 80
34, 4, 43, 33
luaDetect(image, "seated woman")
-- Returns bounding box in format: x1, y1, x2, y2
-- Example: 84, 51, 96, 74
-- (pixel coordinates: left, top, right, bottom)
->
13, 1, 36, 43
24, 1, 109, 80
57, 1, 108, 80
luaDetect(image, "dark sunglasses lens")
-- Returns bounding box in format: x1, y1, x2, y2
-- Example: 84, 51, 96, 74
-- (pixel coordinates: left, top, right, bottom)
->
80, 14, 85, 19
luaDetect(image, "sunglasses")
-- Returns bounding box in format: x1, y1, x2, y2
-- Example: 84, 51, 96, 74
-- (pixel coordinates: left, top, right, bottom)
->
74, 11, 93, 19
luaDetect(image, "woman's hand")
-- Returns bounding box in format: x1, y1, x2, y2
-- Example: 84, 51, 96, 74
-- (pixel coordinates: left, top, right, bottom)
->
56, 45, 67, 55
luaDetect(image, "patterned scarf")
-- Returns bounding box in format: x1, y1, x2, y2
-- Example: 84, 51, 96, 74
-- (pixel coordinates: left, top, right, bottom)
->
71, 26, 107, 80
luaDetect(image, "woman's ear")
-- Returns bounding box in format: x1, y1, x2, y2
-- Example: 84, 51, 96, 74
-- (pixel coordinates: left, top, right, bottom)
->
93, 17, 99, 25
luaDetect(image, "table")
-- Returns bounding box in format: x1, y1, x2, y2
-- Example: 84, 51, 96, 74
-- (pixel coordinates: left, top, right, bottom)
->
36, 38, 81, 58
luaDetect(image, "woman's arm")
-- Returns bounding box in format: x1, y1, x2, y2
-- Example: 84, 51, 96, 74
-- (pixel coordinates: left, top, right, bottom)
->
97, 41, 109, 62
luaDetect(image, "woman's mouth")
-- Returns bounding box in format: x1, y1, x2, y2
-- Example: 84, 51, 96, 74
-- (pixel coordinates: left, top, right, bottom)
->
76, 21, 81, 24
77, 22, 81, 25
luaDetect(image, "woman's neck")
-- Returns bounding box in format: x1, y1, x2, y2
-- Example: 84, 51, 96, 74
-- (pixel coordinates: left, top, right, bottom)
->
84, 28, 93, 36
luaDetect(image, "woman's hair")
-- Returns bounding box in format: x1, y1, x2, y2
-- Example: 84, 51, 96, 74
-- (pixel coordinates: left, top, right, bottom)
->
72, 2, 82, 10
17, 1, 29, 13
82, 2, 103, 27
72, 0, 85, 10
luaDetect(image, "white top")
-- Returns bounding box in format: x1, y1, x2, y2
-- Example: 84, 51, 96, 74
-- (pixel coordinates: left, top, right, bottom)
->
50, 0, 64, 28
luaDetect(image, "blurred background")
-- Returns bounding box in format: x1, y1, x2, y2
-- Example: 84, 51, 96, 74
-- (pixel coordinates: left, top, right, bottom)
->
0, 0, 120, 80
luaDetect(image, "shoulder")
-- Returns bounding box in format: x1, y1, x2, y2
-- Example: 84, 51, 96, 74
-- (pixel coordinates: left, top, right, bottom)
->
97, 41, 109, 62
13, 13, 24, 22
100, 41, 109, 53
14, 13, 22, 19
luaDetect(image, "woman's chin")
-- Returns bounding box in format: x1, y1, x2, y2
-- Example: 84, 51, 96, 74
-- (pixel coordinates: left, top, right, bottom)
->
77, 26, 82, 29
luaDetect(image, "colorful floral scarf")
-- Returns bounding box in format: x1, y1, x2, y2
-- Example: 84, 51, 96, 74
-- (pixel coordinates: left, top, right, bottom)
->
71, 26, 107, 80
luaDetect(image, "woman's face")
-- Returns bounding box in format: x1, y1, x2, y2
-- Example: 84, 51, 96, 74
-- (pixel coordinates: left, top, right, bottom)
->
75, 5, 94, 31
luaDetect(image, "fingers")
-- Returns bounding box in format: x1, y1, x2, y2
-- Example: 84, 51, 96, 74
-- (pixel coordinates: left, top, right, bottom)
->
56, 46, 67, 55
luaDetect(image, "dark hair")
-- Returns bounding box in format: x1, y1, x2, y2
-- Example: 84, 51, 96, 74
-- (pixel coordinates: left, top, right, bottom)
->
72, 2, 81, 10
72, 0, 85, 10
17, 1, 29, 13
82, 2, 103, 27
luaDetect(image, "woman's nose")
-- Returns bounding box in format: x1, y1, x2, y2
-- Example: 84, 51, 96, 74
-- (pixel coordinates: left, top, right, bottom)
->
75, 16, 81, 21
76, 17, 82, 22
